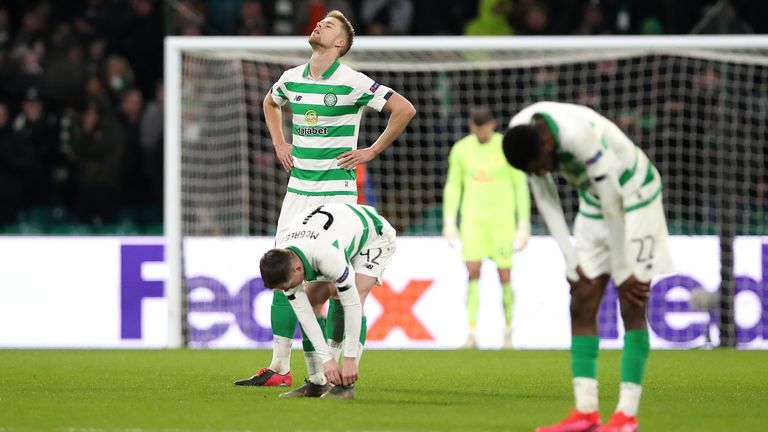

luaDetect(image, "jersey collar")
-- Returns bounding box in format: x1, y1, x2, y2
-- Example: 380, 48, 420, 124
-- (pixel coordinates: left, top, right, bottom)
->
286, 245, 317, 281
302, 58, 341, 80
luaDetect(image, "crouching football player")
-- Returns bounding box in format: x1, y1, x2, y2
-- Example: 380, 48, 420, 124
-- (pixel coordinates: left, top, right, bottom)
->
259, 203, 396, 399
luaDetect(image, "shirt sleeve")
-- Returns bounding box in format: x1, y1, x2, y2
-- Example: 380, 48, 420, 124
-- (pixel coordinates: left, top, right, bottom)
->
511, 166, 530, 226
351, 71, 393, 113
565, 123, 631, 283
529, 173, 579, 282
316, 245, 362, 358
442, 142, 463, 228
270, 71, 290, 107
284, 284, 333, 363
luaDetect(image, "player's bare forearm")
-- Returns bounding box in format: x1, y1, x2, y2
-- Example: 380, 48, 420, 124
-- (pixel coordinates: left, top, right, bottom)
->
336, 92, 416, 169
263, 92, 292, 171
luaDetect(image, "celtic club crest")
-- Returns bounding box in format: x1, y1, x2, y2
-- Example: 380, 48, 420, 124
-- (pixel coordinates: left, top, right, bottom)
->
324, 92, 337, 107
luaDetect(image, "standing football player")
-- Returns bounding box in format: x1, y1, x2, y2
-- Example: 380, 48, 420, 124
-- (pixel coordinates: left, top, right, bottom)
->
442, 106, 530, 349
234, 9, 415, 388
503, 102, 673, 432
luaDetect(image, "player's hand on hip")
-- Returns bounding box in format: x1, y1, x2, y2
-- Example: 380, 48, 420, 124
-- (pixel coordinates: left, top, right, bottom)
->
618, 275, 651, 307
337, 148, 375, 169
341, 356, 358, 386
323, 359, 342, 385
274, 141, 293, 172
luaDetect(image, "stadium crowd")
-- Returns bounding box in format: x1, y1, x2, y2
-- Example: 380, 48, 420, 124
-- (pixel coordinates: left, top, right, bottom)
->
0, 0, 765, 234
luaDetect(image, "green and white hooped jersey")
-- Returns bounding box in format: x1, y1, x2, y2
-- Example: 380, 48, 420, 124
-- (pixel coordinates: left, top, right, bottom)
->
508, 101, 663, 218
278, 203, 390, 288
271, 59, 393, 196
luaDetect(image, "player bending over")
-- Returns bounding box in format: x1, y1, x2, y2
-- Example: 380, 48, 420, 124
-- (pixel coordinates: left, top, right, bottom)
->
259, 203, 396, 399
503, 102, 673, 432
442, 106, 530, 349
234, 9, 414, 387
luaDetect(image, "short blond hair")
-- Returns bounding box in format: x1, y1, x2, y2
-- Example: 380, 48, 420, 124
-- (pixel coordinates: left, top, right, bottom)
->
326, 10, 354, 57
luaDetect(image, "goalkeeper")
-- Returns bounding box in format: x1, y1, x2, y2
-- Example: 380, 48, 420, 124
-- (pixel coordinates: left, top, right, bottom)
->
259, 203, 396, 400
503, 101, 674, 432
234, 9, 415, 388
442, 106, 530, 349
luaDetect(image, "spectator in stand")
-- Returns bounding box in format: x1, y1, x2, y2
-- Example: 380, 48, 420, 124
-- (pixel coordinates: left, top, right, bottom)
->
516, 4, 549, 35
12, 87, 59, 208
72, 98, 123, 225
237, 0, 269, 36
465, 0, 513, 36
296, 0, 356, 36
140, 81, 163, 207
118, 87, 145, 208
361, 0, 413, 35
103, 54, 134, 103
573, 1, 610, 35
0, 99, 26, 225
120, 0, 163, 100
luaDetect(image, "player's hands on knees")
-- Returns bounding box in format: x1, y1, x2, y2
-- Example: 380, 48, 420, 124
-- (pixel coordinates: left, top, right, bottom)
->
568, 266, 592, 294
618, 275, 651, 307
323, 359, 342, 385
274, 141, 293, 172
341, 356, 358, 386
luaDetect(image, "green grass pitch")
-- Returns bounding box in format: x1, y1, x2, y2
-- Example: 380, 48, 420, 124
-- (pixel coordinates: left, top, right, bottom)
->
0, 349, 765, 431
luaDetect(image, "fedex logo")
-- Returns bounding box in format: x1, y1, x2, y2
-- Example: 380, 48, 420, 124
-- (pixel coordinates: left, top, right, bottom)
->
597, 243, 768, 344
120, 244, 434, 343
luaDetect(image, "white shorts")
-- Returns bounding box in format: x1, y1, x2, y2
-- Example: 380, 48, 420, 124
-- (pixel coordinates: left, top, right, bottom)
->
276, 191, 357, 239
574, 196, 674, 283
351, 225, 397, 282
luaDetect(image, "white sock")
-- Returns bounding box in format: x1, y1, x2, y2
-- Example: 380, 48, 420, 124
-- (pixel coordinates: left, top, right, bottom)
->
616, 382, 643, 417
573, 377, 599, 413
304, 351, 328, 386
328, 338, 343, 363
268, 335, 292, 374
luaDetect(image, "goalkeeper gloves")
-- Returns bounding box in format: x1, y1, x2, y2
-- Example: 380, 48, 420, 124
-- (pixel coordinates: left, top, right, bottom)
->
513, 219, 531, 251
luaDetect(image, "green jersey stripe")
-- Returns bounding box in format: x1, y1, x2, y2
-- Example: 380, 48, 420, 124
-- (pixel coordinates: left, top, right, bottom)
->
625, 185, 663, 213
578, 210, 604, 219
361, 206, 384, 235
292, 145, 351, 159
291, 168, 355, 182
292, 124, 356, 138
578, 190, 601, 209
346, 204, 370, 257
285, 82, 354, 95
275, 86, 288, 100
286, 246, 317, 281
355, 93, 374, 106
290, 103, 360, 116
619, 149, 640, 186
641, 165, 656, 186
344, 235, 356, 262
286, 188, 357, 197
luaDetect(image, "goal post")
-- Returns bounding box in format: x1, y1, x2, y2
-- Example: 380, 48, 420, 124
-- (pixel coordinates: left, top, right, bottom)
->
165, 35, 768, 349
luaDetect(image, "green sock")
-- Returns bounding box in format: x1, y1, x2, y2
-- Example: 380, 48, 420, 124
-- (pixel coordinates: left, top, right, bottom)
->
501, 281, 513, 323
572, 335, 600, 379
621, 329, 650, 384
301, 316, 327, 352
271, 290, 299, 339
325, 298, 344, 345
467, 280, 480, 326
360, 316, 367, 345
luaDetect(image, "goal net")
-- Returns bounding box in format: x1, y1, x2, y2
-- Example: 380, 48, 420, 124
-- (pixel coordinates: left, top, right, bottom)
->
166, 36, 768, 348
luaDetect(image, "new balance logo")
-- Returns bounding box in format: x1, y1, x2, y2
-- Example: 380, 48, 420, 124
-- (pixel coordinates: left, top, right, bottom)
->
294, 95, 302, 101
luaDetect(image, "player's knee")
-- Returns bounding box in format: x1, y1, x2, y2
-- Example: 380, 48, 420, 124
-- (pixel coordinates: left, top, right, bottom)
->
570, 297, 600, 325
